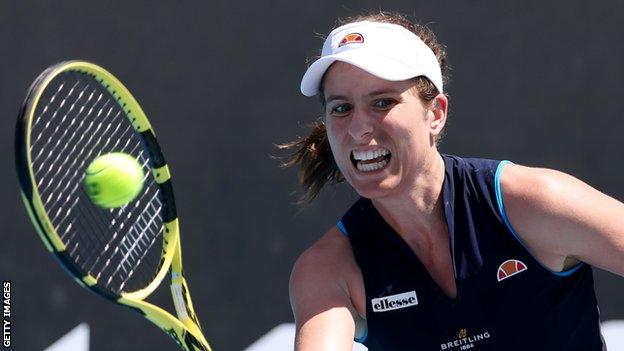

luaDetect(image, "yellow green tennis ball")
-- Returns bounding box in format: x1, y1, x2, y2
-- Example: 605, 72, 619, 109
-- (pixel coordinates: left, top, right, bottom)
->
84, 152, 145, 208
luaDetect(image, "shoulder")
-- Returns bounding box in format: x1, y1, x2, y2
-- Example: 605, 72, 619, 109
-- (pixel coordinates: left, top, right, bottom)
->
289, 226, 365, 319
290, 226, 361, 299
289, 227, 367, 348
498, 162, 577, 210
497, 163, 598, 271
291, 228, 348, 284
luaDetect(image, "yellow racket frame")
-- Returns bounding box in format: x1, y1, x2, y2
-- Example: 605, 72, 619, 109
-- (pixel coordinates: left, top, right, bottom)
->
17, 61, 212, 351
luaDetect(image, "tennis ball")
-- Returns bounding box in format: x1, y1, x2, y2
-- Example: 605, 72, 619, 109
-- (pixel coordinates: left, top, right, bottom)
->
84, 152, 145, 209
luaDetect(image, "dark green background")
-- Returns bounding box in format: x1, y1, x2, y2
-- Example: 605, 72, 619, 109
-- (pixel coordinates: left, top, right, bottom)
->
1, 1, 623, 350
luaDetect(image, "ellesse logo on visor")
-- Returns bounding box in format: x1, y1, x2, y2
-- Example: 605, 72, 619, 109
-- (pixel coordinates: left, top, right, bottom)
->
338, 33, 364, 47
371, 291, 418, 312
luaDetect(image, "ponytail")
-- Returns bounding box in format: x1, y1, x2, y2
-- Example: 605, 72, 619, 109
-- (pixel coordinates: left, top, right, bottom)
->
277, 121, 344, 203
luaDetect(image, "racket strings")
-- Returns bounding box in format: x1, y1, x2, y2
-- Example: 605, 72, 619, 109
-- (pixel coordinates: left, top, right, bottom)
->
34, 94, 113, 194
80, 152, 153, 269
43, 125, 133, 212
29, 71, 165, 294
31, 81, 81, 144
100, 190, 162, 280
36, 103, 125, 201
109, 196, 163, 291
32, 82, 96, 165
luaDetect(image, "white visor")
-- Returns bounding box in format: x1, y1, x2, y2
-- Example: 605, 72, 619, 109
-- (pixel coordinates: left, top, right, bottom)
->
300, 21, 443, 96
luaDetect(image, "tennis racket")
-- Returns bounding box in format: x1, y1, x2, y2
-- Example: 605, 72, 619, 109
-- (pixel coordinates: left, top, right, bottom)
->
14, 61, 212, 351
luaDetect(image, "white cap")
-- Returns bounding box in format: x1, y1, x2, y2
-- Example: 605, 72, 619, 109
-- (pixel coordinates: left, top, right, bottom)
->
300, 21, 443, 96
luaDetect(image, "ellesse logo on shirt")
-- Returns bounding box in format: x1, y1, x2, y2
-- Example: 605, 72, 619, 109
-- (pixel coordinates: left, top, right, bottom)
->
371, 291, 418, 312
497, 259, 527, 282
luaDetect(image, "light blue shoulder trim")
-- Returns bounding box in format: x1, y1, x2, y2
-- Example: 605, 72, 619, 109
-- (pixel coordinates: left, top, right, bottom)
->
337, 219, 365, 343
494, 160, 584, 277
354, 326, 368, 343
337, 220, 348, 237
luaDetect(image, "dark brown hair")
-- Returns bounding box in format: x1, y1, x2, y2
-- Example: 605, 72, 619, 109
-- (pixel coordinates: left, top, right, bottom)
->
279, 11, 450, 203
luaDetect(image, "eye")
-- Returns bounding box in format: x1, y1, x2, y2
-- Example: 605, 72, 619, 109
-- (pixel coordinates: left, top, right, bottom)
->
329, 103, 352, 117
372, 98, 396, 109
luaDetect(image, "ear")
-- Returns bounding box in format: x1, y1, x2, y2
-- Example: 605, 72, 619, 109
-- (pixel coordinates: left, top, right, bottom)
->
429, 94, 448, 137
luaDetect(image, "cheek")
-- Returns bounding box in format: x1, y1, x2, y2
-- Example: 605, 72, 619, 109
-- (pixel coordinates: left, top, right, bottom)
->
325, 119, 346, 150
324, 121, 337, 149
324, 121, 347, 171
381, 113, 417, 142
383, 111, 429, 152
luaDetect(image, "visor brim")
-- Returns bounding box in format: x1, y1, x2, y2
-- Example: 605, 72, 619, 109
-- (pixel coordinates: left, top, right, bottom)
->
300, 49, 426, 96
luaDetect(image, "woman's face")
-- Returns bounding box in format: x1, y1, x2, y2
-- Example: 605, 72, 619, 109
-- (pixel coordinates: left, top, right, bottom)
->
323, 62, 446, 199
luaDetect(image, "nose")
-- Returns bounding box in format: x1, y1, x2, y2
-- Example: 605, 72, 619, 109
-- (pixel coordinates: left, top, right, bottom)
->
348, 107, 373, 142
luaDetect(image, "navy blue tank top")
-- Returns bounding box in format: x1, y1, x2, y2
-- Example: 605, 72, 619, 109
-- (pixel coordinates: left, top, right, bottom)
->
338, 154, 603, 350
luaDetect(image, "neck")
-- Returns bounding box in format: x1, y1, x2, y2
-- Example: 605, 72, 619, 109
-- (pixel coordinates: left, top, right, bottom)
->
371, 151, 447, 248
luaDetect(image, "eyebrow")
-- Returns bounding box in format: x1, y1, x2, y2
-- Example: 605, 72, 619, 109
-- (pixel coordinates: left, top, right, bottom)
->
368, 88, 401, 97
325, 94, 348, 103
325, 88, 401, 103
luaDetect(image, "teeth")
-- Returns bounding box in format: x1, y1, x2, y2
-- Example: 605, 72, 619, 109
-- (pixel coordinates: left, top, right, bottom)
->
353, 148, 390, 161
357, 158, 389, 172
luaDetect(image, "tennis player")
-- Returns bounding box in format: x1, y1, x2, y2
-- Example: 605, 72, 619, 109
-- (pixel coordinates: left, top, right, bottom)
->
285, 11, 624, 351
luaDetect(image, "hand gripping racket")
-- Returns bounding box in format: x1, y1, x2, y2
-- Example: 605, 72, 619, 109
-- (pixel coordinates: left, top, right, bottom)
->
14, 61, 212, 351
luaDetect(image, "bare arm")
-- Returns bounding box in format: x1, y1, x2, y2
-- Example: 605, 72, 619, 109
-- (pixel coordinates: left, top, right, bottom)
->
289, 227, 365, 351
501, 164, 624, 276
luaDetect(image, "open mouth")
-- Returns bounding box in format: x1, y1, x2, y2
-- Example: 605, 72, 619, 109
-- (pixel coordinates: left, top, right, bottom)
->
351, 148, 392, 172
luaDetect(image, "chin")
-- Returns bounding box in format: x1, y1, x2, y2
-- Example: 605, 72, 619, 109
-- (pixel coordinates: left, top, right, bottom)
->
350, 178, 399, 200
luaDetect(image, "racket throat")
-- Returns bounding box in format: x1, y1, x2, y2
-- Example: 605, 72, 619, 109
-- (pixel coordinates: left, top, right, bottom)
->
171, 274, 191, 321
